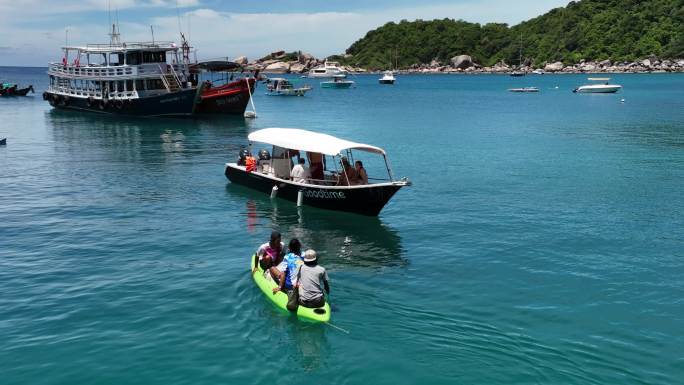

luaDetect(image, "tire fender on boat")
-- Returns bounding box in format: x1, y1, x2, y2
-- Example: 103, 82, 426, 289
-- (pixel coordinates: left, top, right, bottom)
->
86, 97, 95, 108
99, 99, 107, 110
42, 92, 49, 101
114, 99, 124, 110
60, 95, 69, 106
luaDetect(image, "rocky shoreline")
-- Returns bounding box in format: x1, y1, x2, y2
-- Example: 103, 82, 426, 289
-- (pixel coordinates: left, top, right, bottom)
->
239, 51, 684, 75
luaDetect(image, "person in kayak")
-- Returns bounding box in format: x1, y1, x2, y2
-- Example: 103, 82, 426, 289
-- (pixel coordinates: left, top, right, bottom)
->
297, 249, 330, 308
253, 231, 284, 274
272, 238, 304, 294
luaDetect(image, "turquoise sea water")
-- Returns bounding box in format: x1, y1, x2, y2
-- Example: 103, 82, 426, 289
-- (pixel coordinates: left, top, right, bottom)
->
1, 66, 683, 384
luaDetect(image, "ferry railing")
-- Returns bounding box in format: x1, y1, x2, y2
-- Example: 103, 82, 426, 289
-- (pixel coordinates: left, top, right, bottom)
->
48, 62, 186, 79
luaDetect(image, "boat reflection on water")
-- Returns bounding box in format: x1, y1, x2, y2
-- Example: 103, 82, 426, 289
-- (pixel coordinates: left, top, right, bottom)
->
45, 109, 251, 160
228, 184, 407, 270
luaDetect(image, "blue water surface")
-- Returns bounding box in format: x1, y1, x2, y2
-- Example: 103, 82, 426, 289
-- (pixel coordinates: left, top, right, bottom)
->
1, 66, 683, 384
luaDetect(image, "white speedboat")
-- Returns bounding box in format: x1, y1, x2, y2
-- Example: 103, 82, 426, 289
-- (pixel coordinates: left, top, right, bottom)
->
378, 71, 396, 84
307, 61, 348, 78
574, 78, 622, 93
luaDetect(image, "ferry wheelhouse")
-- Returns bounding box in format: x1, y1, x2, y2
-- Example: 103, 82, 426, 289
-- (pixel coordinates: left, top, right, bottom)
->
44, 36, 199, 116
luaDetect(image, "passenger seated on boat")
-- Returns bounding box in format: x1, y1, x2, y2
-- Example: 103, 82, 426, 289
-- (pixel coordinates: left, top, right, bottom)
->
237, 148, 250, 166
336, 157, 359, 186
355, 160, 368, 185
272, 239, 304, 294
290, 158, 310, 184
245, 153, 257, 172
253, 231, 285, 273
307, 152, 325, 183
298, 250, 330, 309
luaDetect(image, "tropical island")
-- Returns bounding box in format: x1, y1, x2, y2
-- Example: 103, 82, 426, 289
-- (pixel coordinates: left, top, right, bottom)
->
253, 0, 684, 74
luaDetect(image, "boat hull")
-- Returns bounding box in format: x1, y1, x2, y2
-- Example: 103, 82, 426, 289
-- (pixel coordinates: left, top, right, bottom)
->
575, 85, 622, 93
195, 78, 256, 114
44, 88, 199, 117
225, 164, 404, 216
379, 79, 395, 84
321, 82, 354, 89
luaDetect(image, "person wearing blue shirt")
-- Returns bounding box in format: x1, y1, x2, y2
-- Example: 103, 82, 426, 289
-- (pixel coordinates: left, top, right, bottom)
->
272, 238, 304, 294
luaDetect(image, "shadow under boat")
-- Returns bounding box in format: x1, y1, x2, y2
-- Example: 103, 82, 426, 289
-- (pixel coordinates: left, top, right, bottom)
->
228, 183, 407, 270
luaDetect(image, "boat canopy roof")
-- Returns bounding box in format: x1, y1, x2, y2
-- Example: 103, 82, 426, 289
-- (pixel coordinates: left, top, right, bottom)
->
189, 60, 242, 73
63, 42, 178, 54
588, 77, 610, 81
248, 128, 386, 156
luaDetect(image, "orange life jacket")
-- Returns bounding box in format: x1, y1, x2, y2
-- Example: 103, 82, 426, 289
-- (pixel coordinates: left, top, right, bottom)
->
245, 156, 256, 172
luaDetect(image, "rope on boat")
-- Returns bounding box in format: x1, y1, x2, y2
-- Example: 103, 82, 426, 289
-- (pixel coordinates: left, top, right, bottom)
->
325, 322, 350, 334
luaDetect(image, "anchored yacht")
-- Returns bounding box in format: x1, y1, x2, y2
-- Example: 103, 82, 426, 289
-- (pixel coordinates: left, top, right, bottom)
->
307, 61, 348, 78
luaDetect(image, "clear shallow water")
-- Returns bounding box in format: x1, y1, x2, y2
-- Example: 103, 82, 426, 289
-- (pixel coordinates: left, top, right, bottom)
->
1, 67, 683, 384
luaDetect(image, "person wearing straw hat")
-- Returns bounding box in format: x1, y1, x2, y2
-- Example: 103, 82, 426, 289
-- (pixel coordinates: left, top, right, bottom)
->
297, 249, 330, 308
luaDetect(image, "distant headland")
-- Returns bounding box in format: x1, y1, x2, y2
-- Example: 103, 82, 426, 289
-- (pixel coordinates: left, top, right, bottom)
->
251, 0, 683, 74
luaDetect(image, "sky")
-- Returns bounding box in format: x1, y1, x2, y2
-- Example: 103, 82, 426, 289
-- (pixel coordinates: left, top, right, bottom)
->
0, 0, 570, 66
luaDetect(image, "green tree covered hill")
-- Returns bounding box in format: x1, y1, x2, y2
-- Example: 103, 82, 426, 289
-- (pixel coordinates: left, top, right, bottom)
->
343, 0, 684, 69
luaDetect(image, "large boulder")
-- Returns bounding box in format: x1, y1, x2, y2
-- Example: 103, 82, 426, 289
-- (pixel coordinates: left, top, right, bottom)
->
544, 61, 564, 72
451, 55, 474, 69
298, 52, 314, 64
234, 56, 248, 65
641, 58, 652, 68
289, 63, 306, 73
599, 59, 612, 67
264, 61, 290, 73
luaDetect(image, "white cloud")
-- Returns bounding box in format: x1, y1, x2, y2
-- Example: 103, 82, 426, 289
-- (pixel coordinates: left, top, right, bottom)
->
0, 0, 569, 66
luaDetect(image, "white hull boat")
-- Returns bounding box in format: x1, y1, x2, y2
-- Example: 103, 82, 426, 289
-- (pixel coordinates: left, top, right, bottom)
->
574, 78, 622, 93
307, 61, 348, 78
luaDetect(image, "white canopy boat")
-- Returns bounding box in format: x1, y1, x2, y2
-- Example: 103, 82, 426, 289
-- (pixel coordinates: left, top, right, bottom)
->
265, 78, 312, 96
574, 78, 623, 93
224, 128, 411, 216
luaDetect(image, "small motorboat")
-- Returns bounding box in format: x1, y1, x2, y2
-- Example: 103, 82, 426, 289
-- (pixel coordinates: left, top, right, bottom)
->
321, 75, 355, 89
378, 71, 396, 84
532, 69, 545, 75
0, 138, 6, 146
510, 71, 526, 77
1, 83, 34, 96
574, 78, 622, 93
266, 78, 312, 96
508, 87, 539, 93
224, 128, 411, 216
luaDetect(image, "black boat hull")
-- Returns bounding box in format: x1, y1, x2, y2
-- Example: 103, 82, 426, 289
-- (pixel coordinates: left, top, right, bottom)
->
43, 88, 199, 117
225, 164, 404, 216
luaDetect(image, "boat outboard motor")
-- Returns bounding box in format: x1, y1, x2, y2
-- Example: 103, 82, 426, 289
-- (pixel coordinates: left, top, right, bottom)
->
258, 149, 271, 160
238, 148, 250, 166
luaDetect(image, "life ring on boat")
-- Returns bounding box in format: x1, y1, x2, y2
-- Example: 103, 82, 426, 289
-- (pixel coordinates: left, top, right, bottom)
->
42, 92, 49, 101
114, 99, 124, 110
